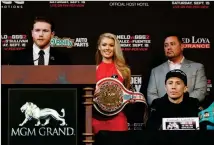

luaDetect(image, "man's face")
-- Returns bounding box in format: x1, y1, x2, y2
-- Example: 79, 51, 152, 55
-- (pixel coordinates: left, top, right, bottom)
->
99, 37, 115, 60
164, 36, 183, 59
32, 22, 54, 49
204, 112, 209, 118
165, 77, 188, 100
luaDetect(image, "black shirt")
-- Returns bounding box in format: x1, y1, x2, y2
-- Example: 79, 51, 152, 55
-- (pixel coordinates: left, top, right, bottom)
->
147, 93, 200, 130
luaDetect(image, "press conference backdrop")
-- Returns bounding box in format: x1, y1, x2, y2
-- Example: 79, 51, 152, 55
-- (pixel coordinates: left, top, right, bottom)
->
2, 1, 214, 131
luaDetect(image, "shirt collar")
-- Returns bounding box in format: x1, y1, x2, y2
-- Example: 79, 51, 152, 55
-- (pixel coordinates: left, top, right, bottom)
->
168, 56, 185, 65
33, 43, 50, 55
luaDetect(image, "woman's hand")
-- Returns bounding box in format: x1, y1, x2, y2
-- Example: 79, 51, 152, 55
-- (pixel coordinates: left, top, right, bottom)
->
94, 85, 100, 97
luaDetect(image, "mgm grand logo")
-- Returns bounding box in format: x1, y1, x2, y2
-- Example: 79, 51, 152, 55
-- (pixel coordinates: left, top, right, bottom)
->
11, 102, 75, 136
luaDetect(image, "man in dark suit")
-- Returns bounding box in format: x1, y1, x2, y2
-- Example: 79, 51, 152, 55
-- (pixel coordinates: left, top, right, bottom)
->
10, 16, 70, 65
147, 35, 207, 105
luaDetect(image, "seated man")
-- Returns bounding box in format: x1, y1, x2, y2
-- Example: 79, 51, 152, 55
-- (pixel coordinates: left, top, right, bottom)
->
147, 69, 200, 130
147, 35, 207, 105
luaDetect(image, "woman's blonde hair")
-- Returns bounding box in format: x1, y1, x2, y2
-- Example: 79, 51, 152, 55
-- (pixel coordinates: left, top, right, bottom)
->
95, 33, 131, 89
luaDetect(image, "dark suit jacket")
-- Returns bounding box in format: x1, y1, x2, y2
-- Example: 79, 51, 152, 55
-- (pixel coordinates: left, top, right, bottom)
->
10, 47, 71, 65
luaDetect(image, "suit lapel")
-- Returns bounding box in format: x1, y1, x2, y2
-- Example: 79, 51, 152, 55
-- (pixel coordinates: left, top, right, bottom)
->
163, 61, 170, 74
25, 48, 34, 65
157, 61, 170, 97
180, 58, 191, 74
49, 47, 56, 65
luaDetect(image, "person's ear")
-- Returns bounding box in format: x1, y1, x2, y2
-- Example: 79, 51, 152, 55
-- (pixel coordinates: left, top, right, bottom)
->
51, 31, 55, 38
31, 30, 33, 38
184, 86, 188, 93
181, 43, 184, 51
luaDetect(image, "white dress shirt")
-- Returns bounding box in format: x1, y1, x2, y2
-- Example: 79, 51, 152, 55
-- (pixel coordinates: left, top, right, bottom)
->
168, 57, 185, 70
33, 43, 50, 65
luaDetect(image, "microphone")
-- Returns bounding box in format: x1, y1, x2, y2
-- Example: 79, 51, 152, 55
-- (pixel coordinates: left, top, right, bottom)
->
33, 57, 40, 61
50, 56, 55, 60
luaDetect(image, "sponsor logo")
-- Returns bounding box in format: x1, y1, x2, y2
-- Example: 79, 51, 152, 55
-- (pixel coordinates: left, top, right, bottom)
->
51, 36, 74, 48
2, 1, 24, 4
182, 36, 210, 49
10, 102, 75, 136
51, 36, 89, 48
74, 38, 89, 47
11, 127, 74, 136
1, 1, 24, 9
18, 102, 67, 127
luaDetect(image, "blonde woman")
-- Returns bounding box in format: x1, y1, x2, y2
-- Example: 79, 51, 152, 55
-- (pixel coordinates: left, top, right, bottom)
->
93, 33, 131, 134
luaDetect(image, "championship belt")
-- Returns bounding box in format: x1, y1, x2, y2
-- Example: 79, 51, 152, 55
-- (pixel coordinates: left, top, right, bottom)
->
198, 102, 214, 125
93, 77, 148, 123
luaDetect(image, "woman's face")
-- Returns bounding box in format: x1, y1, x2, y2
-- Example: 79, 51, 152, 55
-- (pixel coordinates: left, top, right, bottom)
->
99, 37, 115, 60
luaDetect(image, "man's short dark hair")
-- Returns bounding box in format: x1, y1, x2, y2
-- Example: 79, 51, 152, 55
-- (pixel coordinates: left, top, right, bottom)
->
165, 69, 187, 86
164, 33, 183, 44
33, 16, 55, 32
